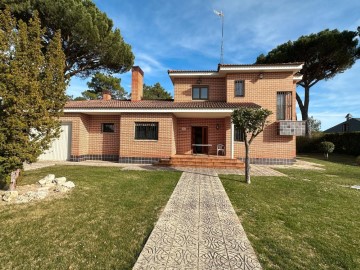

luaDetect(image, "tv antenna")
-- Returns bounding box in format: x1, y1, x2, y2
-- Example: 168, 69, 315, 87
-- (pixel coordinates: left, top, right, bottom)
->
213, 9, 224, 64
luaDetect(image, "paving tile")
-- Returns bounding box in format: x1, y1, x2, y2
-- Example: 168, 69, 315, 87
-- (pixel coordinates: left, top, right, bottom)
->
133, 169, 262, 270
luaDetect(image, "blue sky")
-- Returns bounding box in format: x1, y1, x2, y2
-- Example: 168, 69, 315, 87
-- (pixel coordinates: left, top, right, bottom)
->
67, 0, 360, 130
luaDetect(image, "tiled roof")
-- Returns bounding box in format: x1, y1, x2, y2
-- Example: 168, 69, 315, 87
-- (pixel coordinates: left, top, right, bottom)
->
65, 100, 260, 109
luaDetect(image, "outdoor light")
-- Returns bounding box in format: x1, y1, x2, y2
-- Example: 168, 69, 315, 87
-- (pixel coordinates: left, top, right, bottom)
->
216, 124, 220, 130
259, 73, 264, 79
197, 78, 202, 84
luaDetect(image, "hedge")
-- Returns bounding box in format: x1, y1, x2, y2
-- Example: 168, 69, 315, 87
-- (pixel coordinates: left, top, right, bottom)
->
296, 132, 360, 156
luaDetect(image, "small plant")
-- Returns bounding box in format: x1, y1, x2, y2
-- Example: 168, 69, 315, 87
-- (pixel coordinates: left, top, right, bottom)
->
356, 156, 360, 166
319, 141, 335, 159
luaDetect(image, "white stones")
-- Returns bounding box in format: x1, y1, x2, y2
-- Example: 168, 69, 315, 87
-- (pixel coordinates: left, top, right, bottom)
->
2, 191, 19, 202
61, 181, 75, 189
54, 177, 67, 184
351, 185, 360, 190
2, 174, 75, 204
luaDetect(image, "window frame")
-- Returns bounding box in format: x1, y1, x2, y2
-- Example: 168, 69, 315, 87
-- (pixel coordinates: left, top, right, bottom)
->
102, 123, 115, 133
234, 80, 245, 97
134, 122, 159, 140
192, 86, 209, 100
276, 91, 293, 120
234, 127, 245, 142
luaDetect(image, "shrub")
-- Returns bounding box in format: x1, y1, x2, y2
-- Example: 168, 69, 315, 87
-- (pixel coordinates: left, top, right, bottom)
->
319, 141, 335, 159
356, 156, 360, 166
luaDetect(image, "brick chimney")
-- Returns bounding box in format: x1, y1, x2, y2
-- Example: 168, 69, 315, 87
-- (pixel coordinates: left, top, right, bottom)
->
102, 90, 112, 101
131, 66, 144, 101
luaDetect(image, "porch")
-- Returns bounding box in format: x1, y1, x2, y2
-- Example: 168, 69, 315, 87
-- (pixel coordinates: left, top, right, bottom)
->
157, 154, 244, 169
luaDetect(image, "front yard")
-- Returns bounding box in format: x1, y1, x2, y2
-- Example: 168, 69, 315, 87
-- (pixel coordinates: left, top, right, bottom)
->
220, 154, 360, 269
0, 166, 181, 269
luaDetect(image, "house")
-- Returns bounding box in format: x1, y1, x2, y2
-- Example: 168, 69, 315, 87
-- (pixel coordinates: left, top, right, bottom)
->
39, 63, 306, 166
324, 114, 360, 133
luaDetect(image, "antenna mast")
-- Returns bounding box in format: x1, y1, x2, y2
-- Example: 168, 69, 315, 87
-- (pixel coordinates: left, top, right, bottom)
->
214, 10, 224, 64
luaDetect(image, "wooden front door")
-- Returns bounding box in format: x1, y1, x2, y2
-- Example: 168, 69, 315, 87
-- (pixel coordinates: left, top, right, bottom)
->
191, 126, 208, 154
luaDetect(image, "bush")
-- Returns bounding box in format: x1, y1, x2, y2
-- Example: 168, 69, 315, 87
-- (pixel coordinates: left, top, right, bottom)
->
319, 141, 335, 159
356, 156, 360, 166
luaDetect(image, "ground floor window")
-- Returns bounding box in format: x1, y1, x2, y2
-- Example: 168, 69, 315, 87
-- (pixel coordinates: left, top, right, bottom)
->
102, 123, 115, 133
234, 127, 245, 142
135, 122, 159, 140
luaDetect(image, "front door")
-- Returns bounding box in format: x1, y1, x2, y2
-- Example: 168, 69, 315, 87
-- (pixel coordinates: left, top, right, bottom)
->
191, 126, 208, 154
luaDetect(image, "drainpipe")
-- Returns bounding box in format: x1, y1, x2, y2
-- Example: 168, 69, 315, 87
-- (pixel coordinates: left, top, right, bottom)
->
231, 123, 234, 159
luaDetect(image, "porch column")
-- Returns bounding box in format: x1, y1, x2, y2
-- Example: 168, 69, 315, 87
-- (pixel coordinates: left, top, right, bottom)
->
231, 123, 234, 159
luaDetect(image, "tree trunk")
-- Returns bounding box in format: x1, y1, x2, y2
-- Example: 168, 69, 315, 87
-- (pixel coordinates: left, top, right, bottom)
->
9, 169, 20, 191
297, 86, 310, 137
244, 140, 251, 184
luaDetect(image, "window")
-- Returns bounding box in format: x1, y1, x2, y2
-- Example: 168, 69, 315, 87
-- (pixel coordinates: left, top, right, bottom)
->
342, 123, 349, 132
235, 80, 245, 97
192, 86, 208, 100
277, 92, 292, 120
234, 127, 245, 142
102, 123, 115, 133
135, 122, 158, 140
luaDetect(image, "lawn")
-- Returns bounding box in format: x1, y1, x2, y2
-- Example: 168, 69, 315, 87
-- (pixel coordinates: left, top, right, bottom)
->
220, 154, 360, 270
0, 166, 181, 270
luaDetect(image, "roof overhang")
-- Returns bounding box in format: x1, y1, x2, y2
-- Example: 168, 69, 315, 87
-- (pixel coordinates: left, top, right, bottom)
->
64, 108, 236, 118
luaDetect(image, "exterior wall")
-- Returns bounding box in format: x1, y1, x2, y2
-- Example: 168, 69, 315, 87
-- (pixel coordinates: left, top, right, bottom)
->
176, 118, 226, 156
226, 72, 297, 161
173, 77, 226, 102
60, 113, 89, 157
172, 115, 178, 156
87, 115, 120, 155
119, 113, 174, 158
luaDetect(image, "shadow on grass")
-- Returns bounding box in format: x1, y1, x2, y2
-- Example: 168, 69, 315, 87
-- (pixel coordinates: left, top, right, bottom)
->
298, 153, 359, 167
219, 174, 248, 184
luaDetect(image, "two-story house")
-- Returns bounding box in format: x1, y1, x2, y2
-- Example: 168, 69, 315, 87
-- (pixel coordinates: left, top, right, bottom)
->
39, 63, 305, 166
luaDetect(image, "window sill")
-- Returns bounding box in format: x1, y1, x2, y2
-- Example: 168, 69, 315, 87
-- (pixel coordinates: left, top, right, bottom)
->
134, 139, 158, 142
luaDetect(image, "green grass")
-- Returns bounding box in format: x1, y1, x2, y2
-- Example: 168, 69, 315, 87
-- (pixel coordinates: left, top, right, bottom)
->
0, 166, 181, 270
220, 154, 360, 270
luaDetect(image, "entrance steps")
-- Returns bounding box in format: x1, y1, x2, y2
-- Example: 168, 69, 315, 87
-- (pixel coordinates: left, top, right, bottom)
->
157, 155, 245, 169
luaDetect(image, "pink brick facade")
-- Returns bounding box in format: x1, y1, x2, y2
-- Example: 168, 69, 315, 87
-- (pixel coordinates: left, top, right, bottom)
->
62, 63, 303, 164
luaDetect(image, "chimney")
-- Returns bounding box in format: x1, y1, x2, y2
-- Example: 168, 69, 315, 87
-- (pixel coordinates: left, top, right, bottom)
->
131, 66, 144, 101
102, 90, 112, 101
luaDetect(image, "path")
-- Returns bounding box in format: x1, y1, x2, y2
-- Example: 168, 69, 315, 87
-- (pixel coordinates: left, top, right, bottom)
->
133, 168, 262, 270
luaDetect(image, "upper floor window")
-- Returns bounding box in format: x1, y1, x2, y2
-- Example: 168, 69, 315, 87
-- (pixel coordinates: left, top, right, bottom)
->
277, 91, 292, 120
192, 86, 208, 100
234, 127, 245, 142
235, 80, 245, 97
342, 123, 349, 132
135, 122, 158, 140
102, 123, 115, 133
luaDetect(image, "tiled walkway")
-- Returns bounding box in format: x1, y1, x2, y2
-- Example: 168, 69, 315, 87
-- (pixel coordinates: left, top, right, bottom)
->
133, 168, 262, 270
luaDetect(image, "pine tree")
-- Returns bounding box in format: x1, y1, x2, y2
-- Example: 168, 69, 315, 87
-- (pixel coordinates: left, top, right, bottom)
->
0, 8, 66, 187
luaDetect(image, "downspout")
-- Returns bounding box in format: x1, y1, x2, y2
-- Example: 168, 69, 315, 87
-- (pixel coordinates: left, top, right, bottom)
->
231, 123, 234, 159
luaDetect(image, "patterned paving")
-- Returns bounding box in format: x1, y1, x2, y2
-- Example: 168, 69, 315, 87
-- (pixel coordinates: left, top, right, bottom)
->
133, 168, 262, 270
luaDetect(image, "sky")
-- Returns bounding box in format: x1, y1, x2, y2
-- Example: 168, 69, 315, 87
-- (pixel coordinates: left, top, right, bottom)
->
67, 0, 360, 130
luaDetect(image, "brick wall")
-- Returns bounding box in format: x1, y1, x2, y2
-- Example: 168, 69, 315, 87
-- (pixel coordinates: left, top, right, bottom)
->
176, 118, 226, 156
227, 72, 297, 161
87, 115, 120, 155
119, 113, 174, 158
60, 113, 89, 156
173, 77, 226, 102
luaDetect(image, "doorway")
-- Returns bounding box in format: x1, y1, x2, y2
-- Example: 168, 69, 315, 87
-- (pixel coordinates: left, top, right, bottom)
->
191, 126, 208, 154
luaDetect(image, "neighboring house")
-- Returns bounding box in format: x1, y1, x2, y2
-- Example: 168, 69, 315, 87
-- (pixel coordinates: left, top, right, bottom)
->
324, 114, 360, 133
39, 63, 306, 165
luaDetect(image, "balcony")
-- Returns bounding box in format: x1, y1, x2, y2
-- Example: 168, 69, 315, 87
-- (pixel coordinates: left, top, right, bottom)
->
278, 120, 306, 136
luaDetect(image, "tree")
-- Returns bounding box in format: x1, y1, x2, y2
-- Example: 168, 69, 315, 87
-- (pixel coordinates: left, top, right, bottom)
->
308, 116, 321, 134
143, 83, 172, 100
79, 73, 127, 100
256, 28, 360, 136
319, 141, 335, 159
0, 8, 66, 188
1, 0, 135, 79
231, 107, 272, 184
